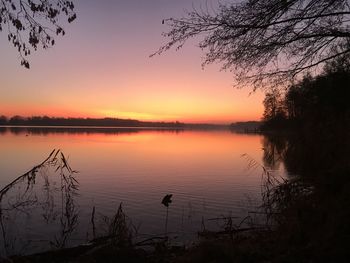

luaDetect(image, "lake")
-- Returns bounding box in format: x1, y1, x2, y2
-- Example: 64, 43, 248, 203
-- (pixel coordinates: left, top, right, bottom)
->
0, 127, 287, 256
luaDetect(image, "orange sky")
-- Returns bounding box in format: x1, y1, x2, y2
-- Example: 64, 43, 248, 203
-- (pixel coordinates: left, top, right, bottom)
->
0, 0, 264, 124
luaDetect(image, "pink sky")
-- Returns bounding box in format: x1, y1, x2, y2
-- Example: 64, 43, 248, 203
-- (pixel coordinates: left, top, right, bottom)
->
0, 0, 264, 124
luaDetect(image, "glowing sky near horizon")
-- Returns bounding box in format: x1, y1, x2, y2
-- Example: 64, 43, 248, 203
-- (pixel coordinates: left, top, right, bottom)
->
0, 0, 264, 124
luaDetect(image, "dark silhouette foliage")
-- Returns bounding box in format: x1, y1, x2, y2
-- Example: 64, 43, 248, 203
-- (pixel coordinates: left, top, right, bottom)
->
0, 115, 7, 125
156, 0, 350, 90
263, 89, 286, 122
261, 131, 350, 262
0, 0, 76, 68
0, 116, 186, 128
262, 57, 350, 130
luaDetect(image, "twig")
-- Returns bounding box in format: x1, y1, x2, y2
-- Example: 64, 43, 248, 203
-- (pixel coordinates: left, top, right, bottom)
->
0, 149, 58, 200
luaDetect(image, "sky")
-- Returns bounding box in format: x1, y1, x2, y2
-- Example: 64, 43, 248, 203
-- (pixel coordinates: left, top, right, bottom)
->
0, 0, 264, 124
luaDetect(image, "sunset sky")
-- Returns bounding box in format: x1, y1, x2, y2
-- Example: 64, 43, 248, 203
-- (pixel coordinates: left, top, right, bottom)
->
0, 0, 264, 124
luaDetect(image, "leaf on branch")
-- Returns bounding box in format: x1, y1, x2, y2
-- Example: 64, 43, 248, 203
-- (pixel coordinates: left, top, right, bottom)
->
0, 0, 77, 68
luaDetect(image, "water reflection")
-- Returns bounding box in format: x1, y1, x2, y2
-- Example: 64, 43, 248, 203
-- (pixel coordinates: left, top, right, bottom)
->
0, 128, 288, 257
0, 150, 79, 256
261, 135, 288, 171
262, 131, 350, 179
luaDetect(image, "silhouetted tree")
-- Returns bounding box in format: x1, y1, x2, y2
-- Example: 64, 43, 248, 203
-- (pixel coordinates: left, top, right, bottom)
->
262, 88, 287, 130
0, 0, 76, 68
262, 56, 350, 130
9, 115, 25, 125
156, 0, 350, 90
263, 89, 285, 121
284, 75, 313, 121
0, 115, 7, 125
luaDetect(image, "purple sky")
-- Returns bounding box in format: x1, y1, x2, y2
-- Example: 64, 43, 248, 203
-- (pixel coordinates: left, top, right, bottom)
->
0, 0, 264, 123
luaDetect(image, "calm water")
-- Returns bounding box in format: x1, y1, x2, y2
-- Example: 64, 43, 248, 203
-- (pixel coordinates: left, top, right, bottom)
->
0, 127, 286, 256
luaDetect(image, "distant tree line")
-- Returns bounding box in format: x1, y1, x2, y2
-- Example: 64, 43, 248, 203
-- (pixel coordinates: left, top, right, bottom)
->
0, 116, 186, 128
261, 58, 350, 131
0, 116, 228, 129
229, 121, 261, 132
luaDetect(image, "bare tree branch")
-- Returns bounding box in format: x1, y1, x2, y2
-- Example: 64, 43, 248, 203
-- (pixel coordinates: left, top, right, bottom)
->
0, 0, 76, 68
155, 0, 350, 90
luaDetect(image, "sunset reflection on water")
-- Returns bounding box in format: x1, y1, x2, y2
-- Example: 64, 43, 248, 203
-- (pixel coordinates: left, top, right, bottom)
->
0, 127, 285, 255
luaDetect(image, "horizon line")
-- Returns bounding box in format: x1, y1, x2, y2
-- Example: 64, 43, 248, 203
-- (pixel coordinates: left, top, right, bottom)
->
0, 114, 261, 125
